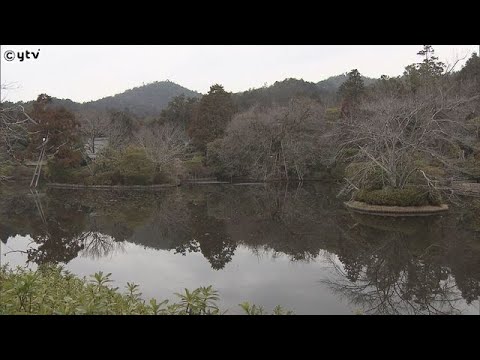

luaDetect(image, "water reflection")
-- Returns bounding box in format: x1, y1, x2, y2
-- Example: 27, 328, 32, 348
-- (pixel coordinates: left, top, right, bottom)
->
322, 214, 480, 314
0, 183, 479, 314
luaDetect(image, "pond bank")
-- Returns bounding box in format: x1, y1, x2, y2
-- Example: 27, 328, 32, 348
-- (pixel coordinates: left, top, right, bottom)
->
46, 183, 177, 190
345, 200, 449, 216
44, 179, 336, 190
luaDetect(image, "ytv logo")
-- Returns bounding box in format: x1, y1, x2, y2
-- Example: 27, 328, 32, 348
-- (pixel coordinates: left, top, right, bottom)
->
4, 49, 41, 62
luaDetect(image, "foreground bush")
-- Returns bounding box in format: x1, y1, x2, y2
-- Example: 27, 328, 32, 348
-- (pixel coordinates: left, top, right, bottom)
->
354, 187, 442, 207
0, 265, 292, 315
46, 146, 174, 186
0, 161, 15, 178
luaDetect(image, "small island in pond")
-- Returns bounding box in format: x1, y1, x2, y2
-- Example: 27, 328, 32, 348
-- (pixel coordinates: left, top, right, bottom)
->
345, 187, 450, 216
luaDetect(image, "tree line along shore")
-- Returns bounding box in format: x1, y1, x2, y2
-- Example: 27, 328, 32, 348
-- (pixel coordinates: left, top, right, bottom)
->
1, 46, 479, 208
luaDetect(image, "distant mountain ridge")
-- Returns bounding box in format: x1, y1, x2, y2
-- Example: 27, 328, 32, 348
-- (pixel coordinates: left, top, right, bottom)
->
234, 75, 378, 110
317, 74, 377, 91
7, 81, 202, 118
7, 75, 379, 117
82, 81, 202, 117
234, 78, 329, 110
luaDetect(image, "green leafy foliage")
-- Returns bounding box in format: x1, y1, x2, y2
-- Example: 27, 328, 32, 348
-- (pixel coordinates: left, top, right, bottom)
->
0, 265, 292, 315
116, 146, 155, 185
52, 146, 160, 185
239, 302, 293, 315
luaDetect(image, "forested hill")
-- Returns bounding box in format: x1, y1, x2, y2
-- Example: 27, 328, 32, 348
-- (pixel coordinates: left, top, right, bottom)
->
8, 81, 202, 118
317, 74, 377, 92
233, 75, 378, 110
7, 75, 379, 117
234, 78, 329, 110
83, 81, 202, 117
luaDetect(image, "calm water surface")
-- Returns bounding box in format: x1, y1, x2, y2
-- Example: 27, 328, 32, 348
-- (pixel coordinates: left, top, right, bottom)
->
1, 183, 479, 315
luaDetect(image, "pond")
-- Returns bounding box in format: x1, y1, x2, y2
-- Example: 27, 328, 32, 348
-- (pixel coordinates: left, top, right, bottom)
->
1, 183, 479, 315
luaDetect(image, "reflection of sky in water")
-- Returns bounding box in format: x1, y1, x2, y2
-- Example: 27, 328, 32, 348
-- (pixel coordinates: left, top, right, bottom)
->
2, 235, 351, 315
2, 234, 479, 315
1, 184, 479, 315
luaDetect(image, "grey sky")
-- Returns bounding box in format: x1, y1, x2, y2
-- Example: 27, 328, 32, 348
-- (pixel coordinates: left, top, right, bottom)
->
1, 45, 478, 103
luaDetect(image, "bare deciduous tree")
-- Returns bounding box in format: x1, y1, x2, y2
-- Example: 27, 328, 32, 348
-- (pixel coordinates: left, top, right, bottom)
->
335, 87, 480, 193
77, 110, 109, 154
211, 98, 329, 181
105, 110, 136, 150
135, 122, 189, 175
1, 83, 37, 182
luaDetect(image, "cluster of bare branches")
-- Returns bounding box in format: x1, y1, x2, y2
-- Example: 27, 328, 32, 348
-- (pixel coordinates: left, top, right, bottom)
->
77, 110, 109, 154
135, 121, 189, 173
334, 86, 480, 193
321, 230, 467, 315
104, 110, 136, 150
210, 98, 329, 181
323, 254, 465, 315
79, 231, 125, 259
0, 84, 37, 182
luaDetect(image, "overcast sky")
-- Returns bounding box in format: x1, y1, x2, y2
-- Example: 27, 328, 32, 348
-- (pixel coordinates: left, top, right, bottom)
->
1, 45, 478, 103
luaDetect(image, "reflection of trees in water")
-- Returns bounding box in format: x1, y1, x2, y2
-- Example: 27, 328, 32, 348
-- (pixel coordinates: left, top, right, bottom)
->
131, 190, 191, 250
322, 213, 480, 314
25, 197, 89, 265
1, 190, 127, 265
203, 183, 343, 262
2, 184, 479, 313
79, 231, 125, 260
2, 184, 341, 268
171, 188, 237, 270
171, 183, 337, 266
28, 230, 124, 264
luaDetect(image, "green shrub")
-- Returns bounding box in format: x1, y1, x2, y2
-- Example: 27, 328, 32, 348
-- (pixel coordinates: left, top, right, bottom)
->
118, 146, 155, 185
0, 265, 291, 315
325, 107, 341, 122
345, 162, 384, 190
184, 154, 212, 178
0, 162, 15, 178
43, 145, 185, 186
354, 187, 442, 206
45, 162, 93, 184
90, 146, 157, 185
